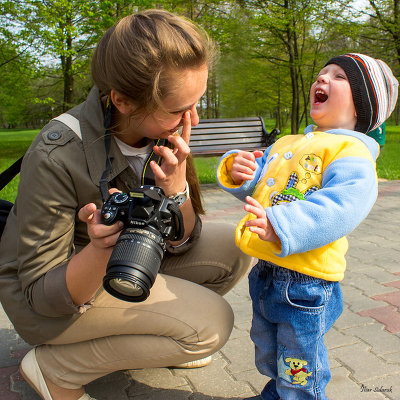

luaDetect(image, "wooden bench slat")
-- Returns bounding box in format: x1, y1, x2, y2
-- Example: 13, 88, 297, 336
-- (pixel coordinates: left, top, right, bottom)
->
189, 117, 278, 156
190, 133, 264, 142
190, 130, 264, 140
191, 137, 265, 146
192, 121, 263, 130
197, 117, 261, 122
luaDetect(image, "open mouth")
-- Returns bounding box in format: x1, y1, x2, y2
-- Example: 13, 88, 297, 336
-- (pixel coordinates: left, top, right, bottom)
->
314, 89, 328, 103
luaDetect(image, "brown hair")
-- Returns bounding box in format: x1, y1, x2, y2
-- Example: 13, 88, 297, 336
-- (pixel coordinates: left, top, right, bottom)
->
91, 9, 215, 214
91, 9, 214, 113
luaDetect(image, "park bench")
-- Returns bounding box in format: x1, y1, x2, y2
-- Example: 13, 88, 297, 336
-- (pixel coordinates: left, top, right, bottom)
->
189, 117, 279, 157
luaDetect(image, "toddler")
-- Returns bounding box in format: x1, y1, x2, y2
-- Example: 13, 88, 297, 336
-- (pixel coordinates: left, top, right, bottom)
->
217, 53, 398, 400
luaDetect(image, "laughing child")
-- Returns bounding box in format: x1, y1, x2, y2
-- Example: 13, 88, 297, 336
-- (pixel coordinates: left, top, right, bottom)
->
216, 53, 398, 400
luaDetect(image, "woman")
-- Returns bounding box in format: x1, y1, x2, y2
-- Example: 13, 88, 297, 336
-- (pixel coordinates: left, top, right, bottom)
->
0, 10, 252, 400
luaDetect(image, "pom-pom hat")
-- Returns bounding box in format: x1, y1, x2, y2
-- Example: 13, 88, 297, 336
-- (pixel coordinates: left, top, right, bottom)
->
325, 53, 398, 133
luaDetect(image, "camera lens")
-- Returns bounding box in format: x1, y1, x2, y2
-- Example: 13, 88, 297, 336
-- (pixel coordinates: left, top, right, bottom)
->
103, 227, 165, 302
108, 279, 144, 297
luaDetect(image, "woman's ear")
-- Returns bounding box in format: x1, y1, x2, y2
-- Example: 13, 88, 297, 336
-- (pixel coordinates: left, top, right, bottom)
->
110, 89, 134, 115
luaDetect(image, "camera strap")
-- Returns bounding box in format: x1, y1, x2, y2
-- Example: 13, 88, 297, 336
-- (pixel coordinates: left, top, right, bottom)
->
99, 97, 168, 197
141, 138, 167, 186
99, 97, 114, 203
0, 156, 23, 191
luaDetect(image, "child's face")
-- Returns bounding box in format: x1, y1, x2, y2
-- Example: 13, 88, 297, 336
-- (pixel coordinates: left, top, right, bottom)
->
310, 64, 357, 131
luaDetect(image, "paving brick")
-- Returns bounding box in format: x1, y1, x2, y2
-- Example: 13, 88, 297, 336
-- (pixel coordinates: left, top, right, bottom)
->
344, 323, 400, 356
0, 366, 19, 400
324, 327, 360, 350
86, 371, 130, 400
383, 280, 400, 289
220, 337, 255, 375
347, 276, 395, 296
329, 343, 400, 382
326, 366, 386, 400
232, 369, 266, 394
359, 305, 400, 334
128, 387, 192, 400
356, 376, 400, 400
372, 291, 400, 308
334, 306, 371, 330
381, 351, 400, 364
174, 359, 253, 398
128, 368, 188, 390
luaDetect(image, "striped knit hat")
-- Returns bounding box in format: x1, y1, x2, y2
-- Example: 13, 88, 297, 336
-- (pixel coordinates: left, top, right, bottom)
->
325, 53, 398, 133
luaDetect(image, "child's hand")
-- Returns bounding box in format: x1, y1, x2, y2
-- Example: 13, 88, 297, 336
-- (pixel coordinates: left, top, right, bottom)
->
244, 196, 279, 242
231, 150, 263, 185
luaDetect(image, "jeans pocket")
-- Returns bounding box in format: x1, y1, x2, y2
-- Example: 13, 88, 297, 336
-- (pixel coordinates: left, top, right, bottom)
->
284, 278, 332, 313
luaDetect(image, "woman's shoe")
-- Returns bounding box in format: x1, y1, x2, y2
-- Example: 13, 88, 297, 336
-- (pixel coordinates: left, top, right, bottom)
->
20, 348, 53, 400
19, 348, 97, 400
170, 355, 212, 369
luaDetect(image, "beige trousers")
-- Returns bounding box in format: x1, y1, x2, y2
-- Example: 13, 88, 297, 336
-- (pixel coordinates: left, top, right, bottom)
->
36, 222, 253, 389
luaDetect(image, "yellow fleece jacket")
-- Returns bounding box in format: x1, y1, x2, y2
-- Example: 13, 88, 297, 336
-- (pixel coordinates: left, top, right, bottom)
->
217, 128, 379, 281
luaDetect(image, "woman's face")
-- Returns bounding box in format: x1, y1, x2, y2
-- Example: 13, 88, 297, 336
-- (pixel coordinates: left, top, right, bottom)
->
120, 65, 208, 146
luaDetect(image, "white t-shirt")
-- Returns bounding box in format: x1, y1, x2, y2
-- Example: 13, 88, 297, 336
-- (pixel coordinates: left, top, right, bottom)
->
114, 136, 153, 177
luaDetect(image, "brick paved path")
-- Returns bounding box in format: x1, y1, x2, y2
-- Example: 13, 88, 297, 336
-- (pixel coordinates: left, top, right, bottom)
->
1, 181, 399, 399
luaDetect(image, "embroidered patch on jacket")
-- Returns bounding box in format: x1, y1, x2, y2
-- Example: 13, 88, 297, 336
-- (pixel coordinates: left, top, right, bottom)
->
300, 154, 322, 175
277, 355, 313, 386
271, 172, 319, 206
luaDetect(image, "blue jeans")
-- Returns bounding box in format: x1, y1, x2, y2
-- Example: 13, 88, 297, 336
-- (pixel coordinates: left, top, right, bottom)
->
248, 260, 343, 400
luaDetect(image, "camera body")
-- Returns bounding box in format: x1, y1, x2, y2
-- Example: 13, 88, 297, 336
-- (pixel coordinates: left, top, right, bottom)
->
101, 186, 183, 242
101, 186, 184, 302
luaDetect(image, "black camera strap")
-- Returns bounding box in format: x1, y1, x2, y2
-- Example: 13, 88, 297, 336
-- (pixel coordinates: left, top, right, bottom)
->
0, 156, 23, 191
99, 97, 114, 203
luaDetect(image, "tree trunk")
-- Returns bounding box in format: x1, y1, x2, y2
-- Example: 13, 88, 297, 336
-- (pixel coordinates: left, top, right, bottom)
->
61, 14, 74, 112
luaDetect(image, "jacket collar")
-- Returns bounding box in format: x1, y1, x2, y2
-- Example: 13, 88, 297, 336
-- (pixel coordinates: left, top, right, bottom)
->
71, 87, 130, 188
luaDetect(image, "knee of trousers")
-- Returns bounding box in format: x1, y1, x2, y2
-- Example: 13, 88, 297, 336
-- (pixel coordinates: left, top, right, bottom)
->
178, 293, 234, 356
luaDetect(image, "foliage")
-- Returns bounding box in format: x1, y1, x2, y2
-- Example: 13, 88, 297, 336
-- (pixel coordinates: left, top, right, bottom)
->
0, 0, 399, 130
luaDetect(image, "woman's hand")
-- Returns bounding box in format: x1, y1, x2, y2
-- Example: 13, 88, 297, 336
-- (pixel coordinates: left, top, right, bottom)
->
244, 196, 279, 242
150, 111, 191, 197
66, 190, 124, 305
78, 192, 123, 250
231, 150, 263, 185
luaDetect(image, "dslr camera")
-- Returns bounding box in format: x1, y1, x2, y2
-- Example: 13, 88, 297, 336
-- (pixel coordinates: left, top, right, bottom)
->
101, 185, 184, 302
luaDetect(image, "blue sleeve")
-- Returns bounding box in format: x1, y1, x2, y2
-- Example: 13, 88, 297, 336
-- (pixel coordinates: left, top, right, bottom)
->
267, 156, 378, 256
216, 147, 272, 202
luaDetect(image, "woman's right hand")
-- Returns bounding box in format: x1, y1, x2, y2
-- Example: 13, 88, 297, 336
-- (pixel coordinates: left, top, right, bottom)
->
231, 150, 263, 185
78, 202, 123, 250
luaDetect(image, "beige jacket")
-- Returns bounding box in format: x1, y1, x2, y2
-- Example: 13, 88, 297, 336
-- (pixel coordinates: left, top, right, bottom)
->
0, 87, 200, 344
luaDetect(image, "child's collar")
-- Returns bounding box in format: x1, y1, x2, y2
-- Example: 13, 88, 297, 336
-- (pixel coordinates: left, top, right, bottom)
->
304, 125, 380, 160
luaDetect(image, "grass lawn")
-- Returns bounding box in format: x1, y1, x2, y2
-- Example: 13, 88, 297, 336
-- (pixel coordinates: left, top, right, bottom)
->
1, 125, 400, 203
375, 125, 400, 180
0, 129, 39, 203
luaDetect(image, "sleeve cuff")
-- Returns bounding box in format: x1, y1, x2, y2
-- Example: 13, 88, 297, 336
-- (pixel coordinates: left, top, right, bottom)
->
30, 262, 94, 316
166, 214, 202, 255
